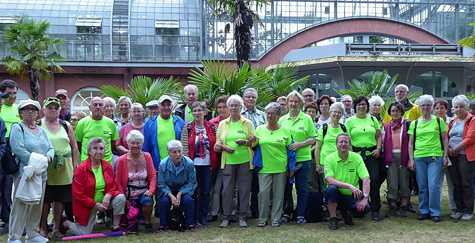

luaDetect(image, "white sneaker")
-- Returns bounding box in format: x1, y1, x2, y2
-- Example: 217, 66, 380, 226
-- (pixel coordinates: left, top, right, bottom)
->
26, 235, 49, 243
462, 214, 473, 221
8, 239, 22, 243
450, 211, 463, 220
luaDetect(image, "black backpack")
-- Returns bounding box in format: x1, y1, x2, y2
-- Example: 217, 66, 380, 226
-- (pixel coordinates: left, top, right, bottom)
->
169, 205, 186, 231
321, 123, 347, 144
1, 123, 24, 175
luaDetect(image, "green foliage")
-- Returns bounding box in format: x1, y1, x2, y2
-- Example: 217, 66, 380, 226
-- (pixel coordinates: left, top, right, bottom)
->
467, 93, 475, 100
458, 22, 475, 49
338, 70, 398, 100
188, 61, 308, 109
100, 76, 183, 106
2, 17, 63, 100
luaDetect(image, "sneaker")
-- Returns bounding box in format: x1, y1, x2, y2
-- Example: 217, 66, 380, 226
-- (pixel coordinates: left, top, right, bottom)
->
341, 210, 353, 225
26, 235, 49, 243
219, 219, 230, 228
256, 222, 266, 227
158, 225, 169, 231
280, 215, 290, 224
208, 215, 218, 222
239, 218, 248, 228
431, 216, 441, 223
271, 221, 280, 227
8, 239, 22, 243
328, 217, 338, 230
418, 214, 430, 220
461, 214, 473, 221
371, 211, 381, 222
450, 211, 464, 220
296, 216, 306, 225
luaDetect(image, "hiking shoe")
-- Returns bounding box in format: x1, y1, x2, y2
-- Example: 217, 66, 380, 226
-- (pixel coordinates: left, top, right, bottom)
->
219, 219, 230, 228
431, 216, 441, 223
271, 221, 280, 227
296, 216, 306, 225
450, 211, 463, 220
341, 210, 353, 225
328, 217, 338, 230
239, 218, 248, 228
462, 214, 473, 221
256, 222, 266, 227
280, 214, 290, 224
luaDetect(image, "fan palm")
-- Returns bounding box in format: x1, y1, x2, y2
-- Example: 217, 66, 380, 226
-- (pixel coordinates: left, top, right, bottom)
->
100, 76, 183, 106
458, 22, 475, 49
338, 70, 398, 100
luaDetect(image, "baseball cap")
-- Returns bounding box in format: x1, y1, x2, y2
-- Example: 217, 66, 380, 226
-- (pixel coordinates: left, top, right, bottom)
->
158, 95, 174, 105
43, 96, 61, 108
146, 100, 160, 107
55, 89, 68, 98
18, 99, 41, 111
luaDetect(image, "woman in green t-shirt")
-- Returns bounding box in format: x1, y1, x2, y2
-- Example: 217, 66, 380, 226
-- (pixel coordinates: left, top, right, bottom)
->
345, 96, 382, 221
215, 95, 256, 228
407, 95, 448, 222
255, 102, 292, 227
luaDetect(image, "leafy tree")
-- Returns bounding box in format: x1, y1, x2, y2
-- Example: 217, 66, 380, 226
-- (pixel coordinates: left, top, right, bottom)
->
338, 70, 398, 100
100, 76, 183, 106
2, 17, 63, 100
207, 0, 269, 67
458, 22, 475, 49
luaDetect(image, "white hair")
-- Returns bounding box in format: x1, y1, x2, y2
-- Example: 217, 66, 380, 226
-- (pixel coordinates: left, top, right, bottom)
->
126, 130, 144, 145
102, 97, 116, 107
452, 95, 470, 108
131, 102, 144, 111
184, 84, 198, 94
167, 140, 183, 151
287, 90, 304, 105
118, 96, 132, 106
416, 94, 435, 106
243, 87, 258, 97
341, 95, 353, 102
395, 84, 409, 92
302, 88, 315, 95
369, 95, 385, 107
264, 102, 281, 114
330, 102, 345, 113
226, 94, 244, 107
87, 137, 105, 153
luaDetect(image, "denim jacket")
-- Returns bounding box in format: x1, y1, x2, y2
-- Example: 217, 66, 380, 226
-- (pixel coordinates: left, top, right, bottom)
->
157, 155, 197, 198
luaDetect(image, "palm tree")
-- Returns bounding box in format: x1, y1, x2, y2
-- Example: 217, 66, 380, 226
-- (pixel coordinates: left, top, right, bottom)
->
458, 22, 475, 49
207, 0, 269, 67
2, 17, 63, 100
100, 76, 183, 106
338, 70, 398, 100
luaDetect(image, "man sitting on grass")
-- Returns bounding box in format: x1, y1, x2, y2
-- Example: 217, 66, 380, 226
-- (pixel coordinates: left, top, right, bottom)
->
324, 133, 370, 230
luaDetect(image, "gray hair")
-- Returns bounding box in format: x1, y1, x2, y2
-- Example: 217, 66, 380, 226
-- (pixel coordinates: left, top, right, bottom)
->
167, 140, 183, 151
302, 88, 315, 96
126, 130, 144, 145
369, 95, 385, 107
87, 137, 105, 153
287, 90, 304, 105
395, 84, 409, 92
131, 102, 144, 111
243, 87, 258, 98
336, 133, 352, 145
341, 95, 353, 102
118, 96, 132, 106
452, 95, 470, 108
184, 84, 198, 94
416, 94, 435, 106
227, 94, 244, 107
264, 102, 281, 114
103, 97, 116, 107
330, 102, 345, 113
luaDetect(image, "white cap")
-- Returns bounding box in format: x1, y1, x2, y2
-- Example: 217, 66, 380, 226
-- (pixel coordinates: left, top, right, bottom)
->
146, 100, 160, 107
158, 95, 174, 105
18, 99, 41, 111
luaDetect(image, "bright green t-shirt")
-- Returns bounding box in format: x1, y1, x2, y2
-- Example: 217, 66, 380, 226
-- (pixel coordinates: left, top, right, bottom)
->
0, 103, 20, 137
345, 115, 380, 148
324, 151, 369, 196
42, 121, 73, 185
407, 115, 447, 158
91, 164, 105, 203
256, 125, 292, 174
224, 120, 251, 164
185, 105, 194, 122
279, 111, 317, 162
317, 125, 345, 167
75, 116, 119, 163
157, 116, 176, 160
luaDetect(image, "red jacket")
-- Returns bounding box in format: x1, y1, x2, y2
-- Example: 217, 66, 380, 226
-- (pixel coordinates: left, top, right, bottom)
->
114, 152, 157, 196
186, 121, 219, 171
448, 113, 475, 161
72, 158, 121, 226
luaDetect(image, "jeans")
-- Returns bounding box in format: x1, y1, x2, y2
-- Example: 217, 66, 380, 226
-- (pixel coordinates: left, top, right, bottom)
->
158, 194, 195, 227
325, 185, 355, 211
448, 155, 475, 214
294, 161, 310, 218
250, 169, 259, 217
0, 167, 12, 223
415, 156, 443, 217
195, 165, 211, 224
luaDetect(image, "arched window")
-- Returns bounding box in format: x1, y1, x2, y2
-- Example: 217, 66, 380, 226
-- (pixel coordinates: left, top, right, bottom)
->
71, 87, 102, 114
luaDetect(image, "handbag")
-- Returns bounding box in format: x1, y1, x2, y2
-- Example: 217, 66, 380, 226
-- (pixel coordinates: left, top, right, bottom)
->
1, 124, 24, 175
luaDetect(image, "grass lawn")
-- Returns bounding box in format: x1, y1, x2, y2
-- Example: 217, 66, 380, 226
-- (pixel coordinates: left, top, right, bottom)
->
3, 185, 475, 242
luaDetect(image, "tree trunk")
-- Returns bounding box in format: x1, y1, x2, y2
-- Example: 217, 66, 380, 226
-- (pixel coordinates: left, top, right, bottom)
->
28, 68, 40, 100
234, 0, 253, 67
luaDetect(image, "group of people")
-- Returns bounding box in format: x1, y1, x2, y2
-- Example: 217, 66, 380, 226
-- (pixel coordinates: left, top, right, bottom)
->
0, 79, 474, 242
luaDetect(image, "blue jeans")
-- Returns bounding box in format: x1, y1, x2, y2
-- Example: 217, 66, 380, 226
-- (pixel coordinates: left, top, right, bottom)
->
415, 156, 443, 217
295, 160, 310, 218
195, 165, 211, 224
325, 185, 355, 210
158, 194, 195, 227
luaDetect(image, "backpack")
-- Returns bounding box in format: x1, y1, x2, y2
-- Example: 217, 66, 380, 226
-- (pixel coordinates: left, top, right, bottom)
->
1, 123, 24, 174
412, 117, 444, 151
321, 123, 347, 145
169, 205, 186, 231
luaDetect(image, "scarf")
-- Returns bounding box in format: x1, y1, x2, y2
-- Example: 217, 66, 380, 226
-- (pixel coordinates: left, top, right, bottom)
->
390, 118, 403, 131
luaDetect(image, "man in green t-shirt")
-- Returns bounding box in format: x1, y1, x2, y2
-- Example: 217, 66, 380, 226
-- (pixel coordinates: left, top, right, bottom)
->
325, 133, 370, 230
75, 97, 119, 164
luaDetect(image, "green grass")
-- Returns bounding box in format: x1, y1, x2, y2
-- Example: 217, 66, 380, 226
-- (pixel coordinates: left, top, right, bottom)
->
3, 184, 475, 242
